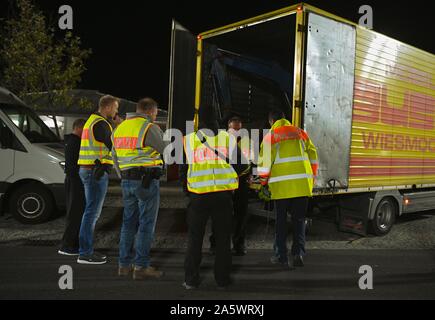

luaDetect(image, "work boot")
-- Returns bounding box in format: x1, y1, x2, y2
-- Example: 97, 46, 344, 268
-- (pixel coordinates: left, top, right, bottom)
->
133, 266, 164, 280
182, 282, 198, 290
293, 255, 305, 267
118, 266, 133, 277
270, 256, 291, 270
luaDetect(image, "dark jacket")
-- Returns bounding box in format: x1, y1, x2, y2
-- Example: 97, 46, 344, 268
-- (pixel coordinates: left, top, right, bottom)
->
64, 133, 82, 177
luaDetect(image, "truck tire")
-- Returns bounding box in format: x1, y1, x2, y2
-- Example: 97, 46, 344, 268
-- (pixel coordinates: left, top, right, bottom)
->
9, 183, 54, 224
369, 198, 397, 236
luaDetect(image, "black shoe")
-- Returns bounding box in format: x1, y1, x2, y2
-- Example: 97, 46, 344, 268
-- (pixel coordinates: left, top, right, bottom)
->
77, 254, 107, 265
94, 251, 107, 260
182, 282, 198, 290
232, 247, 247, 256
58, 248, 79, 256
270, 256, 291, 270
293, 255, 305, 267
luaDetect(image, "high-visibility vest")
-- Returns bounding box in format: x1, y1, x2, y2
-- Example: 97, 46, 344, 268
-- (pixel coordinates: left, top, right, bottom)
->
258, 119, 318, 200
228, 129, 252, 162
184, 130, 239, 194
112, 115, 163, 171
78, 114, 114, 166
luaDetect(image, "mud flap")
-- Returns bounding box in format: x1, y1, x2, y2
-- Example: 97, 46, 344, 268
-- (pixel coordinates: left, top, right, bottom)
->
337, 194, 372, 236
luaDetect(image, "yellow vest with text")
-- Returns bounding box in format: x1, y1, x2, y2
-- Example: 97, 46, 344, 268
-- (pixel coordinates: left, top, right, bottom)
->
184, 130, 239, 194
78, 114, 114, 166
112, 116, 163, 171
258, 119, 319, 200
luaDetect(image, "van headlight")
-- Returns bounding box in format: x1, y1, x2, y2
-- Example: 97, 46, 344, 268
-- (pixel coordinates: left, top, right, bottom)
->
59, 161, 66, 171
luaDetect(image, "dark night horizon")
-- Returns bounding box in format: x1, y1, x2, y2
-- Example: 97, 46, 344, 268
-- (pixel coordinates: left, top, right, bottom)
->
1, 0, 434, 107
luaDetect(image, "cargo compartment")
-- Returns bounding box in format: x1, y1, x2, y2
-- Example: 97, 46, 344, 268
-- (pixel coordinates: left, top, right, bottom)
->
198, 15, 297, 131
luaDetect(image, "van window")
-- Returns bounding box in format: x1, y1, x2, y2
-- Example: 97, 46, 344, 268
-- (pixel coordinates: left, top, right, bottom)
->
1, 103, 59, 143
0, 116, 25, 151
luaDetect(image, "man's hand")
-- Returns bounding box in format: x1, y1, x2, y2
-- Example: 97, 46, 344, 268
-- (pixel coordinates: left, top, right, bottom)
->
113, 114, 124, 127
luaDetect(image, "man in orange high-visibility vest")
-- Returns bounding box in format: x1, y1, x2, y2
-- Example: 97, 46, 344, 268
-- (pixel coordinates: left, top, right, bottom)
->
258, 109, 318, 269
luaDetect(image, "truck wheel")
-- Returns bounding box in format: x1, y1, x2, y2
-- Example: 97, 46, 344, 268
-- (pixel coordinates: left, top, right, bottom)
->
369, 198, 397, 236
9, 183, 54, 224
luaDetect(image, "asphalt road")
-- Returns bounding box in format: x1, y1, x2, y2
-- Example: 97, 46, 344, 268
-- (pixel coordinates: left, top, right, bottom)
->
0, 246, 434, 300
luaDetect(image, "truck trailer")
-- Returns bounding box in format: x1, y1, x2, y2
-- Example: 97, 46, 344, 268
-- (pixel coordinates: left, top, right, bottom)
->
168, 3, 435, 236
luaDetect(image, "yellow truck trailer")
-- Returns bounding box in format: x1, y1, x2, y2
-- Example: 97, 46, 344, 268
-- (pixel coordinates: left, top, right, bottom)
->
168, 3, 435, 236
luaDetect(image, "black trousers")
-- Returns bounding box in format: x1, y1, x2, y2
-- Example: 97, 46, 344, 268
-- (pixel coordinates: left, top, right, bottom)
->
185, 191, 233, 287
210, 180, 250, 249
61, 175, 85, 251
274, 197, 308, 261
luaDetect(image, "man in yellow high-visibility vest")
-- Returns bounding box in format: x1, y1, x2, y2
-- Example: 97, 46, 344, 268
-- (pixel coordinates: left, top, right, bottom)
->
77, 95, 120, 265
258, 109, 318, 269
112, 98, 166, 280
182, 122, 249, 290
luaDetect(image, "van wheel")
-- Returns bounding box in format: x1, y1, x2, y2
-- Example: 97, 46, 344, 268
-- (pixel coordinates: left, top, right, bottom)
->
369, 198, 397, 236
9, 183, 54, 224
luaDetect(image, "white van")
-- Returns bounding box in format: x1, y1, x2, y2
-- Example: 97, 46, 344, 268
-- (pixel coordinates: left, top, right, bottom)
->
0, 87, 65, 224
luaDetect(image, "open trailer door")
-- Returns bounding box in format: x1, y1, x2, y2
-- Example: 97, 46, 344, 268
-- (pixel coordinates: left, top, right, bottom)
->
168, 20, 197, 134
303, 12, 356, 191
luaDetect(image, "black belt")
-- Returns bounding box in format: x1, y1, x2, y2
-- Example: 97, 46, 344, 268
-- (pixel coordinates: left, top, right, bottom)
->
121, 167, 161, 181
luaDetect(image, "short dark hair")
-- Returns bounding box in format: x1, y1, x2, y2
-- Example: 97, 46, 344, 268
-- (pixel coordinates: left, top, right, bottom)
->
268, 109, 285, 123
137, 98, 158, 113
99, 95, 120, 109
72, 118, 86, 130
228, 116, 242, 124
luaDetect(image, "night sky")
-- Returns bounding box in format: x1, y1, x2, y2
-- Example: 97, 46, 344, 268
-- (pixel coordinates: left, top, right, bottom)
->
1, 0, 434, 107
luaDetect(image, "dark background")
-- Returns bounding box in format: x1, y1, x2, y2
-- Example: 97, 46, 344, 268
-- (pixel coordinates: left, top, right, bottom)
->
1, 0, 434, 107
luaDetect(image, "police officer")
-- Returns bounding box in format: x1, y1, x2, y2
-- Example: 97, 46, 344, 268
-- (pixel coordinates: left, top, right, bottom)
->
209, 116, 251, 256
112, 98, 166, 280
182, 123, 248, 290
258, 109, 318, 268
77, 95, 119, 265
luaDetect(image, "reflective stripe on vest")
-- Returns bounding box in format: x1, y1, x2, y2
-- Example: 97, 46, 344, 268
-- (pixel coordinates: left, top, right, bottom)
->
78, 114, 113, 165
259, 119, 318, 199
274, 156, 309, 165
184, 131, 238, 194
113, 116, 163, 171
269, 174, 313, 184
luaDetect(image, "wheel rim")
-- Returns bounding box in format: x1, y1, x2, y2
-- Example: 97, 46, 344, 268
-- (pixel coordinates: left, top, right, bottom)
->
376, 200, 393, 231
18, 193, 45, 219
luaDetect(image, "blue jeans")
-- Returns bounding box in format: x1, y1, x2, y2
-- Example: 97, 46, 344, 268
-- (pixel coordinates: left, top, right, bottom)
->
78, 168, 109, 256
119, 179, 160, 268
274, 197, 308, 263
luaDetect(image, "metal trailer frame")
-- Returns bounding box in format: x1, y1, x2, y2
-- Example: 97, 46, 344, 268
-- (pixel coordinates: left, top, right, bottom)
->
170, 3, 435, 235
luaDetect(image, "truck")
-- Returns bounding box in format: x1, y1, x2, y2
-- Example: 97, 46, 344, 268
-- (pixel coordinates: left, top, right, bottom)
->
168, 3, 435, 236
0, 87, 66, 224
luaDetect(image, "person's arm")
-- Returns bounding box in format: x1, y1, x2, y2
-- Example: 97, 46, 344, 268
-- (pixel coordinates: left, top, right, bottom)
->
302, 130, 319, 177
143, 123, 168, 155
257, 132, 275, 185
65, 135, 80, 175
93, 121, 113, 150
